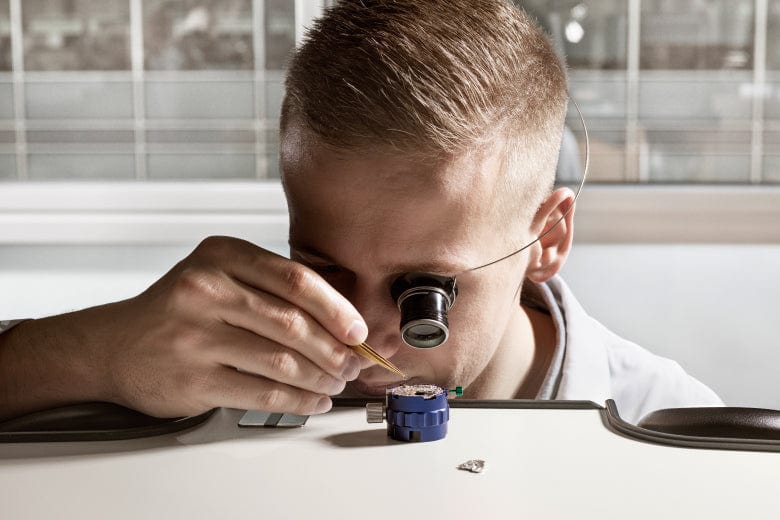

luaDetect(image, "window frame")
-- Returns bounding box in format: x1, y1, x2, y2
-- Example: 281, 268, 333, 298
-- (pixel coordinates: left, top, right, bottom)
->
3, 0, 780, 246
2, 183, 780, 245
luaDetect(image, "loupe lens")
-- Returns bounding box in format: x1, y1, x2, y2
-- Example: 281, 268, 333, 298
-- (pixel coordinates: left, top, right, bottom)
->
391, 274, 457, 349
399, 290, 450, 348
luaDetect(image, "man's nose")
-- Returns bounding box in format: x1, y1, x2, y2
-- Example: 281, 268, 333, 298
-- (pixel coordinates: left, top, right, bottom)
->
347, 281, 403, 360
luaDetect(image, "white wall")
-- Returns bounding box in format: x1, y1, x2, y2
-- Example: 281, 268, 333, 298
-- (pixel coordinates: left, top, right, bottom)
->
0, 242, 287, 318
1, 242, 779, 409
562, 243, 780, 409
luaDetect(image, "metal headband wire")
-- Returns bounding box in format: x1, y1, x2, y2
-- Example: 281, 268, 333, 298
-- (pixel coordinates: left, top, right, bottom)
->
465, 96, 590, 274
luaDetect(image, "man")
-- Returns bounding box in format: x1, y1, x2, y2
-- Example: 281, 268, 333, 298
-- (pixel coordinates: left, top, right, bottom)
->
0, 0, 721, 424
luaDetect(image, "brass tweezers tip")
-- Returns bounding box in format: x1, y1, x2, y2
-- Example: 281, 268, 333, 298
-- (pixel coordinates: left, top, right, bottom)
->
349, 342, 406, 379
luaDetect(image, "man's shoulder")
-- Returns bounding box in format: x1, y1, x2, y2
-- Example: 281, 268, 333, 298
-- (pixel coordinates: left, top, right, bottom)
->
601, 330, 724, 420
547, 276, 723, 423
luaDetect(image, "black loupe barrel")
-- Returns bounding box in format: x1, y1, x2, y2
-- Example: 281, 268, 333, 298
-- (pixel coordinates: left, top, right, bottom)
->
391, 274, 457, 348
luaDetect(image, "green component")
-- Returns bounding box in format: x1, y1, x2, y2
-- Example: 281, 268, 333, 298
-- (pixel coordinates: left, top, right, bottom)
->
448, 386, 464, 397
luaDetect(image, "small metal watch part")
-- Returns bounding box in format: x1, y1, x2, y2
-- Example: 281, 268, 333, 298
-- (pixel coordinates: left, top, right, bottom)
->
457, 459, 486, 473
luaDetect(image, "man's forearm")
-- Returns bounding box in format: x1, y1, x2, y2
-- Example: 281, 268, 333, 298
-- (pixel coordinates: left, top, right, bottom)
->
0, 307, 115, 422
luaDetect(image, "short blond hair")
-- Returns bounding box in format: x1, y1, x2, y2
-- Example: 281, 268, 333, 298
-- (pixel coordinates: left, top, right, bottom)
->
281, 0, 568, 218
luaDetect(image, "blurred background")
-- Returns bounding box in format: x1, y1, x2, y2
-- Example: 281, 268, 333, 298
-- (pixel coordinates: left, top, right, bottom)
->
0, 0, 778, 182
0, 0, 293, 181
1, 0, 780, 408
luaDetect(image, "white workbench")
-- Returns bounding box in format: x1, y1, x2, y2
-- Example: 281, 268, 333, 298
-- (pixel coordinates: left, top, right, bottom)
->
1, 405, 779, 519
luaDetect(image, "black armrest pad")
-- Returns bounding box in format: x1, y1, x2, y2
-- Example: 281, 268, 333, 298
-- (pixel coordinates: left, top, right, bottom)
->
638, 406, 780, 440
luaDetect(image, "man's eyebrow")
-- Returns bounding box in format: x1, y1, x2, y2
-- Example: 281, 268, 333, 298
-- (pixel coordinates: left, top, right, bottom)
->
289, 243, 468, 275
290, 244, 338, 263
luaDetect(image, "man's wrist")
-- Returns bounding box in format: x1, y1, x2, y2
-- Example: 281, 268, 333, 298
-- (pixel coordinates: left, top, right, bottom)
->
0, 308, 116, 421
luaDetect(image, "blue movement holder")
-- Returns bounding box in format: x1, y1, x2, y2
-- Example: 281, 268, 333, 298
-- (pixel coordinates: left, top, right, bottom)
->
385, 385, 450, 442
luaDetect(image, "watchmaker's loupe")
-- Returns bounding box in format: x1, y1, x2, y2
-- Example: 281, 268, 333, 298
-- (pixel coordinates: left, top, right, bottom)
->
390, 273, 458, 348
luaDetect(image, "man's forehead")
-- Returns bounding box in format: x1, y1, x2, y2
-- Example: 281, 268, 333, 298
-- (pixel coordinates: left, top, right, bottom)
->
280, 120, 506, 193
281, 121, 520, 269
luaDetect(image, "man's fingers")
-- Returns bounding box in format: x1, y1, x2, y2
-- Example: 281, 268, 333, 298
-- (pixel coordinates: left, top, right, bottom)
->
218, 281, 362, 381
211, 326, 354, 396
195, 237, 368, 346
202, 367, 333, 415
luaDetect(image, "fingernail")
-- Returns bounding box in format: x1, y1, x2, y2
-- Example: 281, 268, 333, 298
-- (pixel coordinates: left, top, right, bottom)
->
341, 356, 361, 381
346, 319, 368, 345
314, 396, 332, 414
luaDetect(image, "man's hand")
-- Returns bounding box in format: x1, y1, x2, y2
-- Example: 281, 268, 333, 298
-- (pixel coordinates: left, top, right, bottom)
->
0, 237, 368, 420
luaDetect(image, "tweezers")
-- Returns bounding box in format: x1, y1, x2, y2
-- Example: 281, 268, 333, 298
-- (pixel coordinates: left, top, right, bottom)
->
349, 342, 406, 378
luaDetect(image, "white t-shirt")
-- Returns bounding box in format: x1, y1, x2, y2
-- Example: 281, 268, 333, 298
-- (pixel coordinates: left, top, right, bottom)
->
529, 276, 724, 424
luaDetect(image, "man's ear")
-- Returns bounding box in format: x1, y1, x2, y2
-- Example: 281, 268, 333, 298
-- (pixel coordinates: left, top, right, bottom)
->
525, 187, 575, 283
